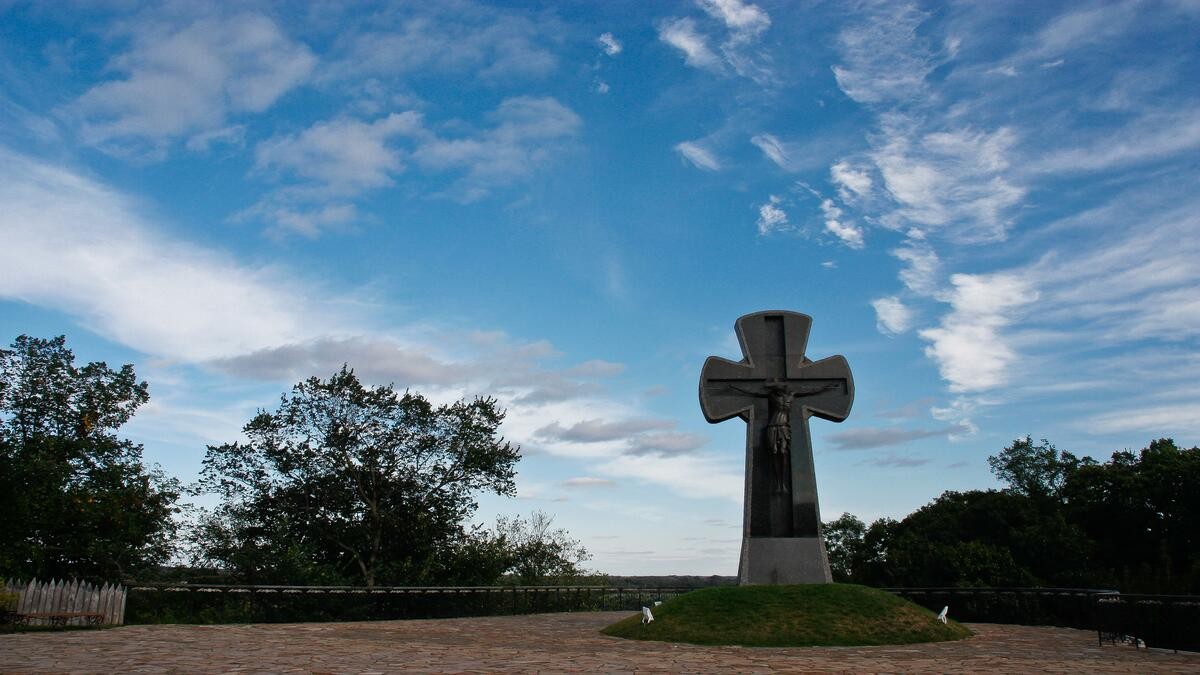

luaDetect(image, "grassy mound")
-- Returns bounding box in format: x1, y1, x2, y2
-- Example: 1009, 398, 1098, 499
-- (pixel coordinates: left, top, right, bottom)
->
601, 584, 972, 648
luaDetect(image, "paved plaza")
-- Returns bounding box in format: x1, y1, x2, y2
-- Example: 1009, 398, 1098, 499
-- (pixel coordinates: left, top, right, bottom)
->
2, 611, 1198, 673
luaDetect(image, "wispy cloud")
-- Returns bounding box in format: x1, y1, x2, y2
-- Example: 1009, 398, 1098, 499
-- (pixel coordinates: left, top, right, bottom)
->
0, 148, 330, 361
829, 425, 966, 450
871, 296, 913, 335
867, 453, 931, 468
1028, 109, 1200, 174
658, 18, 722, 70
918, 273, 1038, 393
255, 112, 423, 193
872, 120, 1024, 243
72, 13, 314, 158
562, 476, 616, 488
245, 97, 581, 234
750, 134, 789, 169
659, 0, 773, 81
597, 32, 622, 56
831, 2, 940, 105
675, 140, 721, 171
698, 0, 770, 38
756, 195, 789, 235
819, 198, 864, 249
320, 5, 557, 83
893, 243, 940, 296
830, 160, 872, 201
536, 418, 675, 443
626, 431, 709, 457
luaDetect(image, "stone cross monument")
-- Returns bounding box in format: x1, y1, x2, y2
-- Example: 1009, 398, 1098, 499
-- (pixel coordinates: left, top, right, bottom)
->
699, 311, 854, 585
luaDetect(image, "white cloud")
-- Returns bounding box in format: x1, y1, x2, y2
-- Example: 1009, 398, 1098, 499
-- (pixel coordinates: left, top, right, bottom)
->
74, 13, 314, 157
248, 97, 580, 232
599, 452, 742, 502
625, 431, 709, 456
240, 202, 360, 240
185, 125, 245, 152
674, 140, 721, 171
873, 120, 1024, 243
756, 195, 788, 235
830, 160, 872, 201
535, 418, 675, 443
1028, 109, 1200, 174
893, 243, 940, 295
410, 96, 582, 198
871, 296, 913, 335
255, 112, 423, 192
1018, 3, 1140, 63
0, 148, 330, 361
867, 453, 931, 468
919, 273, 1038, 393
697, 0, 770, 39
322, 8, 556, 83
658, 18, 722, 70
831, 2, 936, 104
930, 398, 978, 437
659, 1, 772, 81
597, 32, 622, 56
1026, 196, 1200, 344
820, 199, 864, 249
1085, 403, 1200, 437
750, 134, 789, 169
562, 477, 616, 488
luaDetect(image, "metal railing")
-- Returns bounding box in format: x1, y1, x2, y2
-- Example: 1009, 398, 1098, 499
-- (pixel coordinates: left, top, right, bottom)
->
1094, 594, 1200, 653
124, 582, 1200, 652
886, 587, 1199, 653
884, 587, 1118, 630
124, 583, 694, 625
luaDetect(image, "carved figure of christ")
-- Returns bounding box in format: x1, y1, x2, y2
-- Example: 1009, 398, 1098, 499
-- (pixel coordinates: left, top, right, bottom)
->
724, 380, 843, 495
699, 312, 854, 543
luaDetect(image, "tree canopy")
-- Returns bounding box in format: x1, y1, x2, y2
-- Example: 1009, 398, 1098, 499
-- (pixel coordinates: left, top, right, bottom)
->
0, 335, 180, 581
193, 366, 523, 586
825, 437, 1200, 593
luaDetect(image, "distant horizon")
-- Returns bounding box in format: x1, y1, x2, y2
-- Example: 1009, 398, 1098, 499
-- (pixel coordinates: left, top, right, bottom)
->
2, 1, 1198, 576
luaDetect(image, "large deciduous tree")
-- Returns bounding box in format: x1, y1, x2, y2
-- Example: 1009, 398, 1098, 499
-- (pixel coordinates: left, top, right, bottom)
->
0, 335, 180, 581
194, 366, 521, 586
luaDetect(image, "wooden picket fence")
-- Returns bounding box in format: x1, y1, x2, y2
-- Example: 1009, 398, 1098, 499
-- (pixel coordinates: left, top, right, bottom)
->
3, 578, 126, 626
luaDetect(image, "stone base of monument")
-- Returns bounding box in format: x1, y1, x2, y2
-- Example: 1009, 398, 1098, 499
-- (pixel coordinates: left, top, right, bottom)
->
739, 537, 833, 585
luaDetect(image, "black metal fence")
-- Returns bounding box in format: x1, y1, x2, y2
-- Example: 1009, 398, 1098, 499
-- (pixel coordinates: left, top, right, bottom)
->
884, 587, 1116, 630
1094, 594, 1200, 653
125, 582, 1200, 652
125, 584, 691, 625
887, 587, 1200, 653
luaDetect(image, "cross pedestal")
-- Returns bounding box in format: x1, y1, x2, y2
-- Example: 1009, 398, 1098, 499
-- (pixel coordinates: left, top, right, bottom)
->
699, 311, 854, 585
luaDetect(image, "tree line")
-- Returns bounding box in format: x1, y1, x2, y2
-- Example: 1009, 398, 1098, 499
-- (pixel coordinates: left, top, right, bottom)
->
4, 334, 1198, 593
823, 436, 1200, 593
0, 335, 588, 586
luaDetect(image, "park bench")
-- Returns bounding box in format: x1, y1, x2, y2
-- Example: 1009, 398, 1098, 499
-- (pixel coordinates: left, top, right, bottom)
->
15, 611, 106, 627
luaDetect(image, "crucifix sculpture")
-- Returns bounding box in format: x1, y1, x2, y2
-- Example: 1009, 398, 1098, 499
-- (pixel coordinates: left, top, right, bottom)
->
700, 311, 854, 584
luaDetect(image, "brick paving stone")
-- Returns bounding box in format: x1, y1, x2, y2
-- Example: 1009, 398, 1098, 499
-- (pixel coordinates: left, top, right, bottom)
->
2, 611, 1198, 673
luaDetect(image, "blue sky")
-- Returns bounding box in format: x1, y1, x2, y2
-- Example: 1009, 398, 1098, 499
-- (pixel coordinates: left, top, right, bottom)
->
2, 0, 1198, 576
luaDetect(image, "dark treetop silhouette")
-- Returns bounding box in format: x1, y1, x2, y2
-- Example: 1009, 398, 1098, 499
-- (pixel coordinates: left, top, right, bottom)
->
700, 311, 854, 584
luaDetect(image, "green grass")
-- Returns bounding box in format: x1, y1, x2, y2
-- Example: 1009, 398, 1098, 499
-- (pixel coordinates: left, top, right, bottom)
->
601, 584, 973, 648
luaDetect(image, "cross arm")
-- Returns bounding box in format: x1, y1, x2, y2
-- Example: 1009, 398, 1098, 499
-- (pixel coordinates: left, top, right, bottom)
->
797, 355, 855, 422
698, 356, 757, 423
